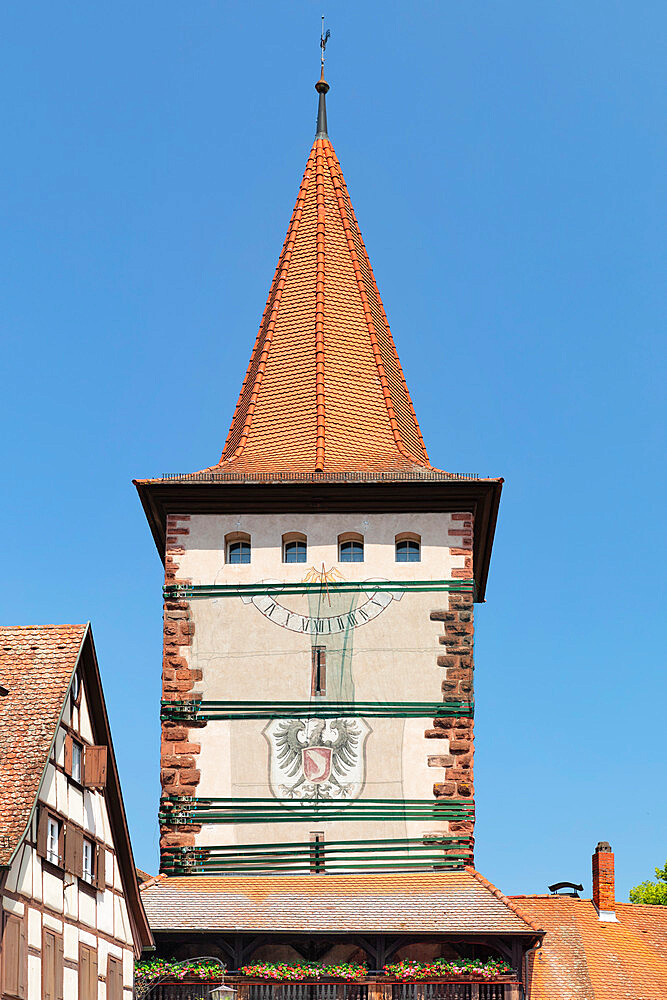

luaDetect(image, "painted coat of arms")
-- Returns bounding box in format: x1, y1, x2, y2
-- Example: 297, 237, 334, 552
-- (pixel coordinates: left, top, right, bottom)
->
264, 718, 371, 800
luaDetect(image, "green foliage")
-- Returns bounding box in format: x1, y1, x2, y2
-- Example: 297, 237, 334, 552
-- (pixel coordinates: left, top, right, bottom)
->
629, 860, 667, 905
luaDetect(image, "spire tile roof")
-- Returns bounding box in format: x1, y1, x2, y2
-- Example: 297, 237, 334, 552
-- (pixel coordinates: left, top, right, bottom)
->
206, 83, 431, 476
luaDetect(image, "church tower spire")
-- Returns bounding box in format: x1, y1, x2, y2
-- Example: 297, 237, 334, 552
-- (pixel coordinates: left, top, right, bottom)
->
205, 69, 431, 476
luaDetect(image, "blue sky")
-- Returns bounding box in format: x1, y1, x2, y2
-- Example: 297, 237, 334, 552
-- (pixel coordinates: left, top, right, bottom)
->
1, 1, 665, 900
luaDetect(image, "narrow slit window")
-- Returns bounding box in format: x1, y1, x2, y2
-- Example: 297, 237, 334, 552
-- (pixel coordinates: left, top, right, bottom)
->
71, 740, 83, 783
311, 646, 326, 696
46, 816, 61, 866
310, 832, 325, 873
82, 838, 94, 884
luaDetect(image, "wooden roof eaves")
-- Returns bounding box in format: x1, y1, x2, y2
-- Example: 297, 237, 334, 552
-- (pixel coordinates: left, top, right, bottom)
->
80, 626, 155, 955
133, 477, 502, 602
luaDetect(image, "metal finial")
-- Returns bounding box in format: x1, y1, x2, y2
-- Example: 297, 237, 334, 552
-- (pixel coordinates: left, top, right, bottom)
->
316, 17, 331, 137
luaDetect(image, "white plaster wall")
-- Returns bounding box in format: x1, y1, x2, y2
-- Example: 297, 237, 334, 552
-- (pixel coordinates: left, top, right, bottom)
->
27, 954, 41, 1000
174, 511, 469, 852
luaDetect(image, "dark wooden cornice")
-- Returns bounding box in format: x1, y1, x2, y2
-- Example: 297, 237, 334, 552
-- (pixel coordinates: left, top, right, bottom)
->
134, 478, 502, 602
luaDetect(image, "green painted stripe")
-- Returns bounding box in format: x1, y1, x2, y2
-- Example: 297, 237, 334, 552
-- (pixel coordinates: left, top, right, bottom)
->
160, 700, 473, 721
164, 579, 474, 600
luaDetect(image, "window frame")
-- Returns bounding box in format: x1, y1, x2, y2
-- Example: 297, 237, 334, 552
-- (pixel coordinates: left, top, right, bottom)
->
395, 533, 421, 563
46, 815, 63, 868
224, 531, 251, 565
71, 739, 83, 784
311, 646, 326, 696
282, 532, 308, 564
82, 837, 95, 885
338, 532, 364, 563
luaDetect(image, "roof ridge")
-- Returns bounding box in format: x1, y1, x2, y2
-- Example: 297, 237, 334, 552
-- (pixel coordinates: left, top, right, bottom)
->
217, 146, 316, 466
465, 867, 545, 934
331, 149, 430, 467
323, 140, 428, 468
314, 139, 327, 470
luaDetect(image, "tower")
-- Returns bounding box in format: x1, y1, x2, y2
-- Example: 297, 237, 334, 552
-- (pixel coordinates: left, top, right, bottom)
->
135, 69, 537, 983
137, 66, 502, 875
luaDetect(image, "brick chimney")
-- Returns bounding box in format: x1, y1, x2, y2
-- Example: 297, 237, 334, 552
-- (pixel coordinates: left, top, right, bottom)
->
592, 841, 617, 921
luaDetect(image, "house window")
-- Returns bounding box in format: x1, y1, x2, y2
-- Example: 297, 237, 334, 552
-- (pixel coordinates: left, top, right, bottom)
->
395, 534, 421, 562
71, 740, 83, 783
47, 816, 61, 866
338, 532, 364, 562
82, 838, 94, 884
283, 532, 307, 563
311, 646, 326, 696
225, 531, 251, 564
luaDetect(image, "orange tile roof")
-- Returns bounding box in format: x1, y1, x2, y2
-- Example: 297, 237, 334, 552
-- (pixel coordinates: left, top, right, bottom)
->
204, 121, 432, 476
140, 870, 541, 935
0, 624, 87, 865
511, 896, 667, 999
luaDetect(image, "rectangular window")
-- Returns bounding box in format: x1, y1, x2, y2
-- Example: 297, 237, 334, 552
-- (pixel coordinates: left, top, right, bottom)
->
46, 816, 62, 866
71, 740, 82, 783
310, 832, 325, 873
82, 838, 94, 884
311, 646, 326, 696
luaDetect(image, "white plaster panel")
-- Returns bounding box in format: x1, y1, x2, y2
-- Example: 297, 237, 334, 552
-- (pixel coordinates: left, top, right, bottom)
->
54, 728, 65, 767
27, 906, 41, 948
28, 954, 41, 1000
42, 913, 63, 933
41, 765, 57, 808
64, 968, 78, 1000
5, 846, 21, 893
69, 784, 84, 826
43, 870, 64, 911
55, 770, 68, 813
113, 856, 122, 892
79, 689, 94, 743
32, 855, 42, 901
17, 844, 33, 897
105, 850, 114, 887
114, 896, 132, 944
83, 790, 98, 836
123, 949, 134, 986
64, 920, 79, 960
78, 888, 97, 928
64, 879, 78, 920
100, 795, 113, 847
2, 897, 25, 916
97, 889, 114, 936
80, 928, 97, 947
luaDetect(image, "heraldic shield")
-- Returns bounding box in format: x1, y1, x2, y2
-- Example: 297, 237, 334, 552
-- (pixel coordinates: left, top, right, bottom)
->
264, 717, 371, 800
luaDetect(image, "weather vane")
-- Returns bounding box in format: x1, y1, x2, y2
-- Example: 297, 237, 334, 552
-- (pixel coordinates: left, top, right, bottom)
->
320, 16, 330, 73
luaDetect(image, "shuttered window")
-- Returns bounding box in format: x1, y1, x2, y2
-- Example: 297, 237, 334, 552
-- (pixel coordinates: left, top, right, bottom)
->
79, 944, 98, 1000
83, 745, 107, 788
107, 956, 123, 1000
42, 929, 63, 1000
65, 824, 84, 877
1, 913, 26, 999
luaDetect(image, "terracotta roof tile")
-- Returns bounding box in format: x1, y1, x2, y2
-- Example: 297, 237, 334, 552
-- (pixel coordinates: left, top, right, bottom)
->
511, 896, 667, 999
0, 624, 87, 865
140, 870, 540, 935
202, 133, 433, 476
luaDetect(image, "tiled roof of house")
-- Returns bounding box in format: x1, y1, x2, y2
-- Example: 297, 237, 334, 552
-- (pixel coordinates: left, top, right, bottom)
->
0, 624, 87, 866
203, 80, 432, 477
511, 896, 667, 999
141, 870, 543, 935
